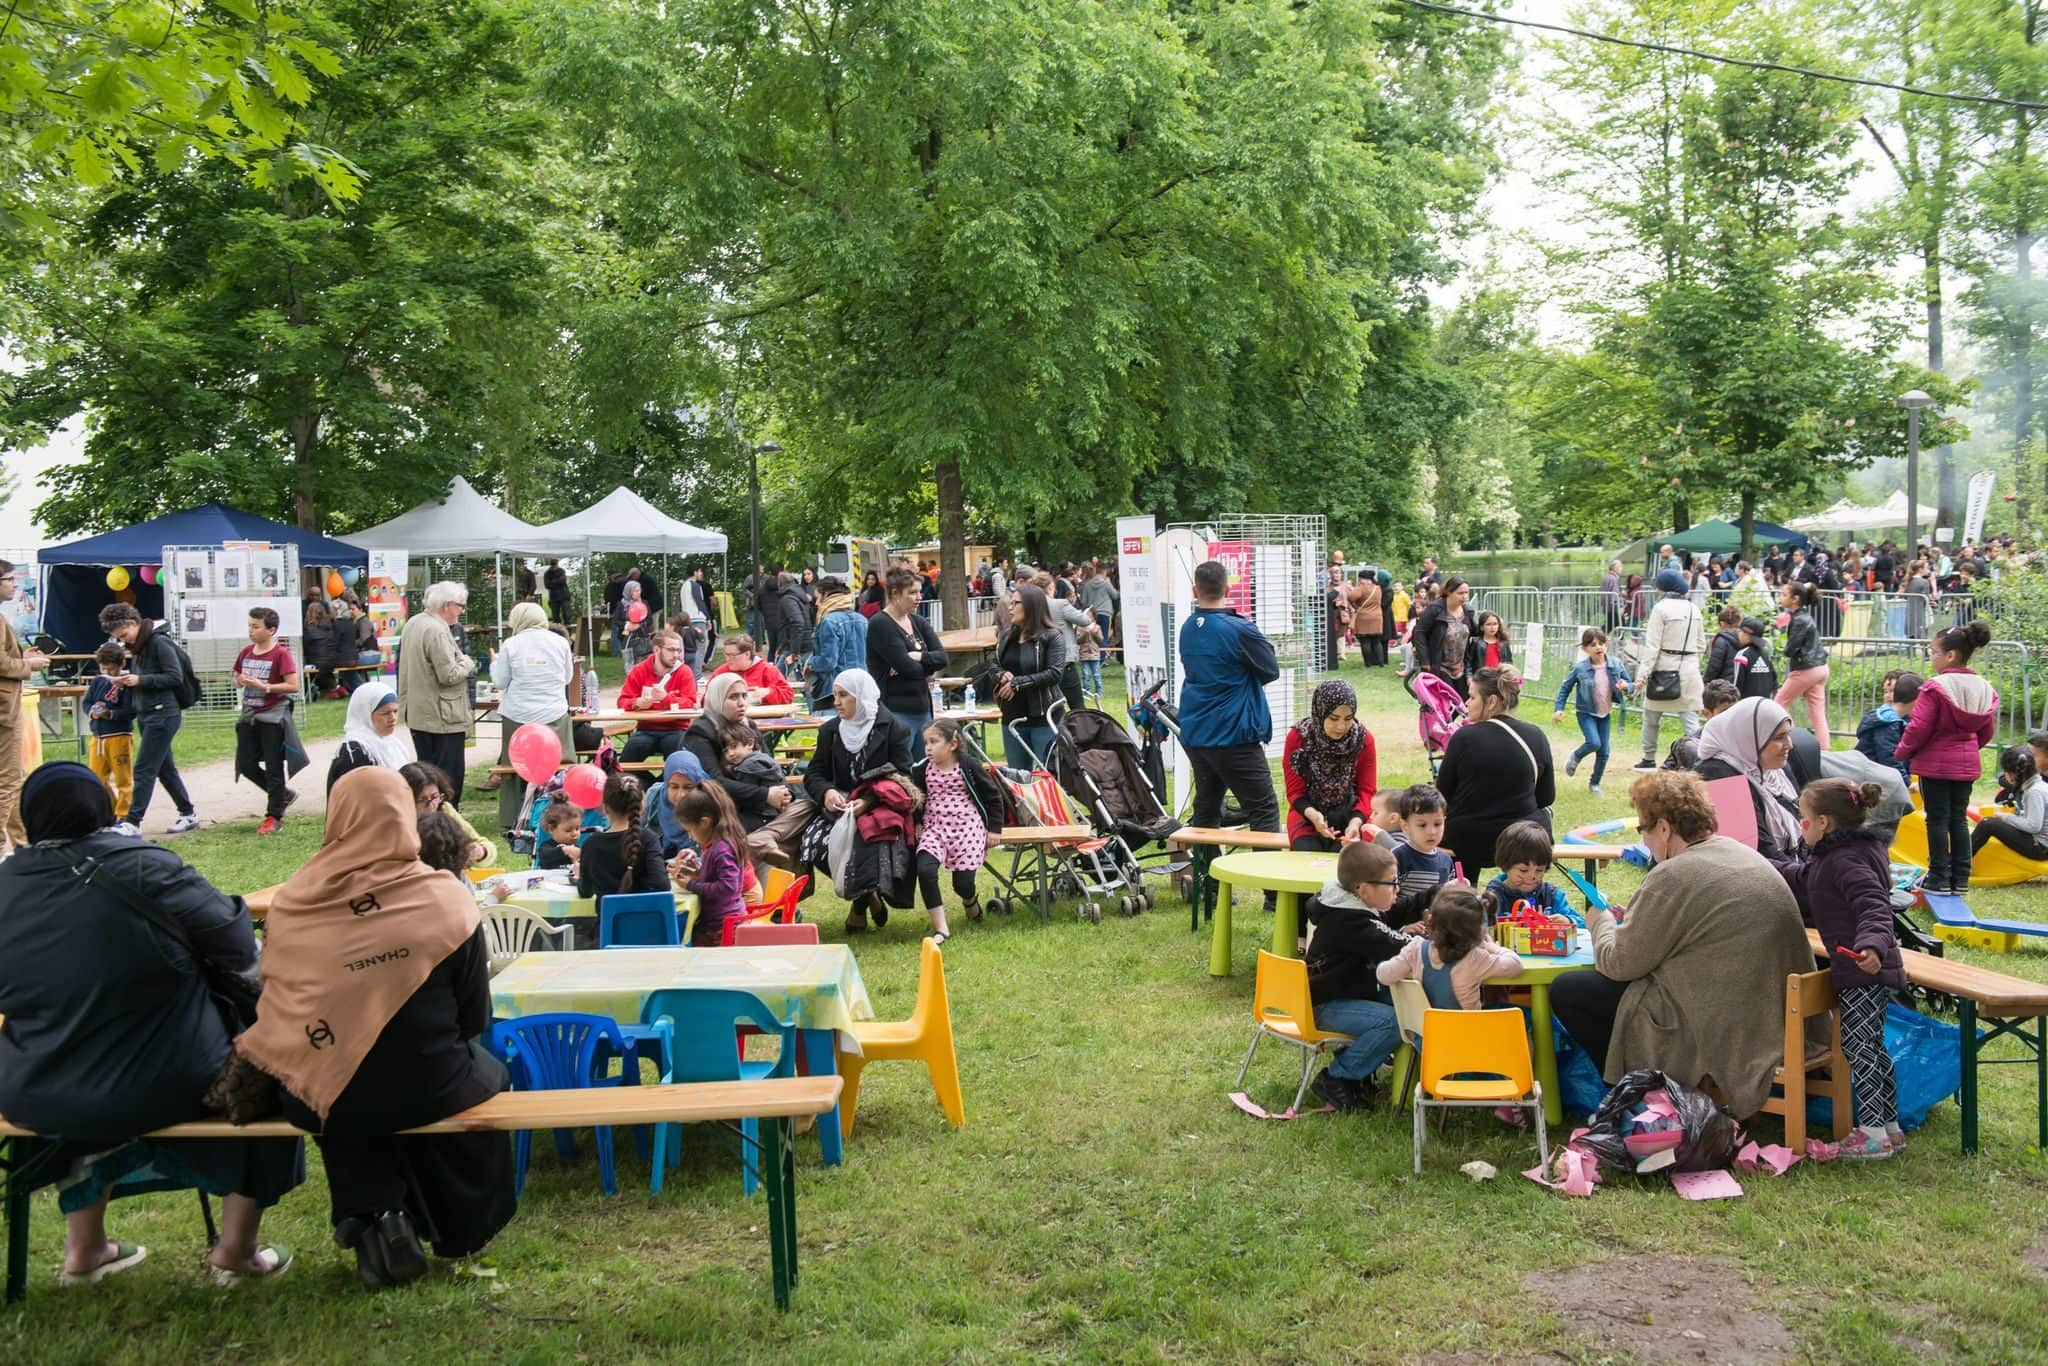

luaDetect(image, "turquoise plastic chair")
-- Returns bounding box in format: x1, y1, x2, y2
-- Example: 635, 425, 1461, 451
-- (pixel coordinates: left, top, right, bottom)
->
641, 988, 796, 1196
600, 891, 681, 947
483, 1013, 634, 1197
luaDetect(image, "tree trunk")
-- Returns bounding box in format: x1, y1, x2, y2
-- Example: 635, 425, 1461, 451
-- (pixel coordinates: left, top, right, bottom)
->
2016, 224, 2035, 500
1671, 497, 1690, 533
936, 455, 967, 633
1739, 490, 1756, 564
1925, 238, 1958, 531
290, 413, 320, 531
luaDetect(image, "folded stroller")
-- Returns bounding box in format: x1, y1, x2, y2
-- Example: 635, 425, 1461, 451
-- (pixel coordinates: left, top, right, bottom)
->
1405, 671, 1468, 779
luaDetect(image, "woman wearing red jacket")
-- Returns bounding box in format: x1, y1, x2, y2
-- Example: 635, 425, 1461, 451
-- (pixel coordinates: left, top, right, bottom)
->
1895, 620, 1999, 895
1282, 679, 1377, 852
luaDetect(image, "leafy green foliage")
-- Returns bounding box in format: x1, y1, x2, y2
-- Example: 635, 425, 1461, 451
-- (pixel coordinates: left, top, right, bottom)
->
1, 0, 550, 535
0, 0, 356, 244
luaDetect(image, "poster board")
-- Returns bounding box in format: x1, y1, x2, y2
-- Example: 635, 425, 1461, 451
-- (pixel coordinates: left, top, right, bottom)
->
366, 549, 408, 650
160, 542, 302, 671
1117, 516, 1167, 707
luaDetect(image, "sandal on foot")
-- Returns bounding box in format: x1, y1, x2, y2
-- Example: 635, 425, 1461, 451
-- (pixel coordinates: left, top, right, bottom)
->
58, 1242, 147, 1286
965, 900, 983, 922
931, 930, 951, 946
210, 1244, 293, 1287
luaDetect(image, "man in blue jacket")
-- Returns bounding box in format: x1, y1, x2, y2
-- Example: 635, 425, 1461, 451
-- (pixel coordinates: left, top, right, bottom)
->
1178, 559, 1280, 837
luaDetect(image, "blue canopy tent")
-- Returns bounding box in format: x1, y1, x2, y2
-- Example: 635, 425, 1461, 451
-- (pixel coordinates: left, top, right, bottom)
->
37, 503, 368, 651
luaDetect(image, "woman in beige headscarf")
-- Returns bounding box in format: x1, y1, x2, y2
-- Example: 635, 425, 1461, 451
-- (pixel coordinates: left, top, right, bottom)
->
237, 767, 513, 1291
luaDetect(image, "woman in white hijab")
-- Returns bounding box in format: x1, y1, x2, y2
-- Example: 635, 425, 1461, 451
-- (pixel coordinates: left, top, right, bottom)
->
683, 670, 817, 874
801, 669, 915, 931
1693, 696, 1805, 860
327, 686, 417, 793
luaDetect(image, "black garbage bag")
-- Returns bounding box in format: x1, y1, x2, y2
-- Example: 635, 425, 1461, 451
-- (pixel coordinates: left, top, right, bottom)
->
1575, 1068, 1742, 1175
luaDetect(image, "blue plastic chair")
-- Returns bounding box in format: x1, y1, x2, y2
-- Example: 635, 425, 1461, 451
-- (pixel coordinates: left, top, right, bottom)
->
642, 989, 796, 1196
600, 891, 681, 947
483, 1012, 635, 1197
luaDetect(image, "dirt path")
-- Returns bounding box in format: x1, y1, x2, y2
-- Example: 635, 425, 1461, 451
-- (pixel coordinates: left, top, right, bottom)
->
125, 734, 499, 835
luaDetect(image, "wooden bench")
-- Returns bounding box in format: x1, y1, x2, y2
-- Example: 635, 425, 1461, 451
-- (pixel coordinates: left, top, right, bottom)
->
2, 1077, 840, 1309
1805, 928, 2048, 1154
1166, 827, 1287, 932
992, 825, 1097, 920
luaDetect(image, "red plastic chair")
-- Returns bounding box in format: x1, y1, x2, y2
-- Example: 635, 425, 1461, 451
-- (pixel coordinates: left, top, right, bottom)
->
732, 922, 822, 947
720, 871, 808, 945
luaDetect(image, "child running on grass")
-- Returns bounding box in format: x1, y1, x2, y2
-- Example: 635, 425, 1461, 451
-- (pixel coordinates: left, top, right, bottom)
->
1553, 628, 1632, 796
1768, 777, 1906, 1160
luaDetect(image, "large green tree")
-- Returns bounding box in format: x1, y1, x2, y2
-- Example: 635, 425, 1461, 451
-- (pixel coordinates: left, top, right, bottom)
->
540, 0, 1504, 617
1, 0, 548, 536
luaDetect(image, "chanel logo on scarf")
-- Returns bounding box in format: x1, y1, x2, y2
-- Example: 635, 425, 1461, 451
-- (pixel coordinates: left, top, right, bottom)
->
343, 947, 413, 973
348, 893, 381, 917
305, 1019, 335, 1050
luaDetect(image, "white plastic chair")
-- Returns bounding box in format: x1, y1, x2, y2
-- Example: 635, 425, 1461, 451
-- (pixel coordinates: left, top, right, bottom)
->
1386, 978, 1430, 1114
483, 905, 575, 975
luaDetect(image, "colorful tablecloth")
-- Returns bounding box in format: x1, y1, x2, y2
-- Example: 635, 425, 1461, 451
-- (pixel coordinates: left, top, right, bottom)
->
489, 945, 874, 1037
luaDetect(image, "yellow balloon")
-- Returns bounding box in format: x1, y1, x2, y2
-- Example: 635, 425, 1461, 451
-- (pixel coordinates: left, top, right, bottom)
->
106, 566, 131, 591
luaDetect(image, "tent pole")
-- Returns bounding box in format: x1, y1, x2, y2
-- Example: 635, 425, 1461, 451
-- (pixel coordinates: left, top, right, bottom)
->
495, 553, 503, 634
584, 555, 593, 675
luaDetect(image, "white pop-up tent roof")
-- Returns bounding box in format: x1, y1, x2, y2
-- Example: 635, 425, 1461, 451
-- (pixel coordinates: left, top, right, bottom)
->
1787, 488, 1938, 534
518, 487, 728, 555
351, 476, 543, 554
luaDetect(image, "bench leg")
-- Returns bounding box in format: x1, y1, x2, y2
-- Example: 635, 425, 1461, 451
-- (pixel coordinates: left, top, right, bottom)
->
2036, 1016, 2047, 1151
762, 1116, 798, 1310
3, 1136, 57, 1304
1961, 1000, 1979, 1155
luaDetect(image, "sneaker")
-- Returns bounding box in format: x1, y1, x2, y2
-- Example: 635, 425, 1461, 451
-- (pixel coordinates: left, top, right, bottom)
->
1632, 759, 1658, 772
1588, 784, 1603, 797
1886, 1124, 1908, 1151
112, 821, 142, 838
257, 817, 282, 836
168, 813, 202, 835
281, 787, 301, 813
1838, 1129, 1894, 1162
1564, 752, 1581, 778
1310, 1069, 1368, 1112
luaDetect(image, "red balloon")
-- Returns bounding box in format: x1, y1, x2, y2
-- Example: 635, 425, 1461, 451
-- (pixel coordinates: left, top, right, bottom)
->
561, 762, 607, 811
508, 723, 564, 787
626, 601, 648, 624
140, 564, 161, 586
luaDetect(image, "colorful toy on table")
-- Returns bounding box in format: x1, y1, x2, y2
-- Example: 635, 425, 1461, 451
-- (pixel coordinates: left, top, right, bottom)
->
1491, 900, 1578, 957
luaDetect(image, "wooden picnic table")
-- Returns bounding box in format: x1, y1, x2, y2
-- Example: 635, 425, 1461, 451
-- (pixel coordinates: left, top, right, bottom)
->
1803, 928, 2048, 1154
475, 701, 802, 722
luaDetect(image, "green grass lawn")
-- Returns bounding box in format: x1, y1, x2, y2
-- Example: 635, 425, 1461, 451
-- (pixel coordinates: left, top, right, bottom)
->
9, 658, 2048, 1362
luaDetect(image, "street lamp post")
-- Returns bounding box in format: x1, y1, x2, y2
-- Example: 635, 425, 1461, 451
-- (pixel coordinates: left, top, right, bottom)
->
748, 440, 780, 583
1897, 390, 1934, 552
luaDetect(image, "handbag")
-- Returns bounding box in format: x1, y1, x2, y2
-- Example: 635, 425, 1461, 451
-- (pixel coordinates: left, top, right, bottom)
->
70, 849, 283, 1124
1645, 604, 1697, 702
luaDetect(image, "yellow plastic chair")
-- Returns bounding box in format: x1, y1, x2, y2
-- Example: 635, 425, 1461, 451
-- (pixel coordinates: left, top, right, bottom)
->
1235, 950, 1355, 1118
837, 937, 964, 1138
1411, 1007, 1548, 1173
1385, 979, 1430, 1115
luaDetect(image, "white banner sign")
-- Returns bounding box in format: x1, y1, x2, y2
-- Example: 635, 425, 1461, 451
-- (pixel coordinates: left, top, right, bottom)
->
1117, 515, 1166, 707
1963, 470, 1995, 545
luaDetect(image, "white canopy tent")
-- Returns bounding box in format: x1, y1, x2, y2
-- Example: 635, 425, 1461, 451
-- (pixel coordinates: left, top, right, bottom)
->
510, 488, 730, 655
352, 476, 543, 554
1787, 488, 1938, 535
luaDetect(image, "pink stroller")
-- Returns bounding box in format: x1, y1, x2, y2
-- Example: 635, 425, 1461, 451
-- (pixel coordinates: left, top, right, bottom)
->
1404, 671, 1468, 778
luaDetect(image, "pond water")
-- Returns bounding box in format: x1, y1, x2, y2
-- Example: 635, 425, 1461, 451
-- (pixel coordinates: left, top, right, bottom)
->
1447, 558, 1607, 591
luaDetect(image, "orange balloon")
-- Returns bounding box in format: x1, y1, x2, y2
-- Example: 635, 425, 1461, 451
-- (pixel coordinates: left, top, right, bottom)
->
326, 572, 345, 597
114, 587, 137, 604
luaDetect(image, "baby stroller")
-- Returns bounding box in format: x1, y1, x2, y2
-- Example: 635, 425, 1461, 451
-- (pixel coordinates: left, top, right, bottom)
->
1048, 703, 1182, 900
1405, 671, 1467, 779
985, 712, 1151, 920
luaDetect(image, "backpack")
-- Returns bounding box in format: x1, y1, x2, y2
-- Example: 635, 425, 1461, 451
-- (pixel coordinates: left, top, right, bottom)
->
167, 635, 203, 708
1733, 644, 1777, 700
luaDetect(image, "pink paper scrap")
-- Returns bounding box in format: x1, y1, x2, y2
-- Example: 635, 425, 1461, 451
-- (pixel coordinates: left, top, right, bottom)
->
1523, 1143, 1601, 1197
1735, 1140, 1800, 1175
1640, 1090, 1679, 1120
1670, 1169, 1744, 1200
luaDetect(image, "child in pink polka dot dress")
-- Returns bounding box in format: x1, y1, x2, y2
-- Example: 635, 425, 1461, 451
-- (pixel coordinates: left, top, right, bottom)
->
911, 718, 1004, 944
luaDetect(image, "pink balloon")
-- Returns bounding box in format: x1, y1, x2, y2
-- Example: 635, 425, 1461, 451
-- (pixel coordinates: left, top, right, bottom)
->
561, 762, 607, 811
140, 564, 161, 586
508, 723, 564, 787
626, 601, 648, 624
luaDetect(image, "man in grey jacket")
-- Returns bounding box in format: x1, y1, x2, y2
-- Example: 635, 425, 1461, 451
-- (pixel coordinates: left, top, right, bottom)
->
397, 581, 476, 801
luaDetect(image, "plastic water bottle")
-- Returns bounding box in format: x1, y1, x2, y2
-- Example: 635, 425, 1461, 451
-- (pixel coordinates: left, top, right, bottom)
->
583, 667, 601, 713
931, 680, 945, 717
965, 681, 977, 711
